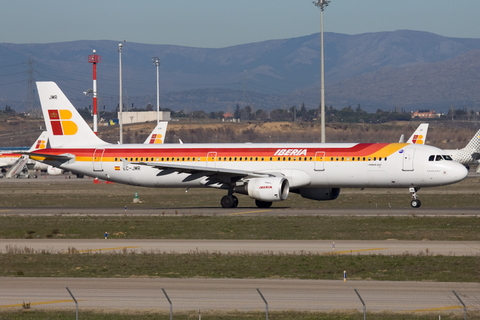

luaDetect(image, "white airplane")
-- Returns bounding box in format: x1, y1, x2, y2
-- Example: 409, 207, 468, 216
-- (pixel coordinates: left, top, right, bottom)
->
445, 129, 480, 172
29, 131, 64, 175
30, 82, 467, 208
0, 133, 48, 170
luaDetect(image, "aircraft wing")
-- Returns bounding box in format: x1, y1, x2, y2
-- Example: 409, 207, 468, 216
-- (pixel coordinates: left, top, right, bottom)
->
131, 159, 280, 179
27, 152, 74, 162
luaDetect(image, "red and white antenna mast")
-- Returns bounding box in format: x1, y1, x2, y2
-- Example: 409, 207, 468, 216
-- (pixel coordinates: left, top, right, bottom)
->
88, 50, 101, 135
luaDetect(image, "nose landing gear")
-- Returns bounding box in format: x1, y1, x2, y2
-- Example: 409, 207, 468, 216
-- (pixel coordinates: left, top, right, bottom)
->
409, 187, 421, 208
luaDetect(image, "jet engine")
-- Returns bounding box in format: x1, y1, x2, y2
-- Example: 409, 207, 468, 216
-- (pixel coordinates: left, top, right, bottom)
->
47, 166, 64, 176
297, 187, 340, 201
246, 177, 289, 202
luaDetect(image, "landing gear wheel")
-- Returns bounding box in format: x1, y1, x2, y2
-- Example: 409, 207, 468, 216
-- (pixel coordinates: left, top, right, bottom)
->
232, 195, 239, 208
221, 195, 235, 208
411, 199, 421, 208
255, 200, 273, 208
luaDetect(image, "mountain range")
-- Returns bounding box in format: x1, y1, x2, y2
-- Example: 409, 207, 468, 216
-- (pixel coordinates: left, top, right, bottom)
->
1, 30, 480, 114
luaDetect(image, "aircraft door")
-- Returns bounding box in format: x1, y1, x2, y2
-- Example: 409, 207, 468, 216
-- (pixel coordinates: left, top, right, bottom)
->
206, 152, 217, 168
93, 148, 105, 172
314, 151, 325, 171
402, 149, 415, 171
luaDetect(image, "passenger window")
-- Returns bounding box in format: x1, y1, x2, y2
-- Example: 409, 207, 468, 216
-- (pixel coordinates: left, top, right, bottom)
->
373, 157, 376, 161
269, 157, 272, 161
362, 157, 365, 161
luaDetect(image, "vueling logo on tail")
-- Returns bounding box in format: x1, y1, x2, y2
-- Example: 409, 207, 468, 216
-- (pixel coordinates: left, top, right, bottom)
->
411, 135, 424, 144
149, 134, 163, 144
48, 109, 78, 135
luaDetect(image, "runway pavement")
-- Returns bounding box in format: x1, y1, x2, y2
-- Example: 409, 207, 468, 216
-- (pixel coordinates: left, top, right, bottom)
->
0, 277, 478, 313
1, 239, 480, 256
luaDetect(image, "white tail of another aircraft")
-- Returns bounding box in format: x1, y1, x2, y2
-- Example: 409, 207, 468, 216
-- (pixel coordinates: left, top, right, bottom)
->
144, 121, 168, 144
406, 123, 428, 144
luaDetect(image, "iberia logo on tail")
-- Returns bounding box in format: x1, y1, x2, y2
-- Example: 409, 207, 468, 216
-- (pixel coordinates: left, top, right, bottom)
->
48, 109, 78, 135
411, 135, 424, 144
35, 139, 46, 149
149, 134, 163, 144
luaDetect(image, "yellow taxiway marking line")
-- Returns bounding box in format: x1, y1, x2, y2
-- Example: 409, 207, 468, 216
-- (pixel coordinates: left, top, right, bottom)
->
0, 299, 80, 308
229, 210, 272, 216
326, 248, 387, 254
412, 305, 472, 312
74, 246, 140, 253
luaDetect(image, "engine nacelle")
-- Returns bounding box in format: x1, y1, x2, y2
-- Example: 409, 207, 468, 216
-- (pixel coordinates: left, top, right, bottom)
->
246, 177, 289, 202
47, 166, 64, 176
299, 187, 340, 201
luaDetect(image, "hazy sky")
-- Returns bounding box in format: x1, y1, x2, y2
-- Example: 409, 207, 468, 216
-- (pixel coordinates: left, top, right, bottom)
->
1, 0, 480, 48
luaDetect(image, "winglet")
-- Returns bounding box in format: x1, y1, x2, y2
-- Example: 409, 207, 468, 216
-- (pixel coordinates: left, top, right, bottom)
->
36, 81, 109, 148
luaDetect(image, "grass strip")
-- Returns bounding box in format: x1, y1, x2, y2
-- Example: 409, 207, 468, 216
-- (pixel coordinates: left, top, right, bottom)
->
0, 310, 474, 320
1, 251, 479, 282
0, 216, 479, 241
0, 177, 479, 208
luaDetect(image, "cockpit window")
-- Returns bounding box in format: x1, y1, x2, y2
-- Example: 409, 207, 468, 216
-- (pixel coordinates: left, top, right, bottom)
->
429, 155, 434, 161
435, 155, 443, 161
443, 155, 453, 161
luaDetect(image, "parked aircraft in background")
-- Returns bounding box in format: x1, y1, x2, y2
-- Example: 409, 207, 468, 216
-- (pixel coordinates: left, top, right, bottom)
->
144, 122, 168, 144
29, 82, 467, 208
399, 123, 428, 144
445, 129, 480, 172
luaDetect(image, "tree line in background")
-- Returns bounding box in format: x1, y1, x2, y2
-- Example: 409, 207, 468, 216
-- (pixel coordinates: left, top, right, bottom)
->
3, 103, 479, 123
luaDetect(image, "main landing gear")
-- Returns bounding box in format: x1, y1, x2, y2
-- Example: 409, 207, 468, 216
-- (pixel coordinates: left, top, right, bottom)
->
221, 195, 238, 208
409, 187, 421, 208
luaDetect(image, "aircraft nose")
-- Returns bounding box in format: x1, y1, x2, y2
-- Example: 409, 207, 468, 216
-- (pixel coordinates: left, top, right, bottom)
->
450, 162, 468, 183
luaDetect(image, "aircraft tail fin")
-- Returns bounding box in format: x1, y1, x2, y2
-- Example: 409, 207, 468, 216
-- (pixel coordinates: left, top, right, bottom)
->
36, 82, 108, 148
407, 123, 428, 144
463, 129, 480, 152
28, 131, 49, 152
144, 121, 168, 144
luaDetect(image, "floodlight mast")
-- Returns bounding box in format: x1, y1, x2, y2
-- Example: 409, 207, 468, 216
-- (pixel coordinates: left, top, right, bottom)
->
88, 50, 101, 135
313, 0, 330, 143
118, 43, 123, 144
152, 57, 160, 124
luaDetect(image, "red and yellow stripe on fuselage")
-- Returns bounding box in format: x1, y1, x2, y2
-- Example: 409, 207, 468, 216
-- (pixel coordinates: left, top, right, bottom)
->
32, 143, 407, 164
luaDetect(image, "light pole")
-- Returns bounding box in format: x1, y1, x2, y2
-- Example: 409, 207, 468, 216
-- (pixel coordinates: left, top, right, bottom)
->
118, 43, 123, 144
152, 57, 160, 124
313, 0, 330, 143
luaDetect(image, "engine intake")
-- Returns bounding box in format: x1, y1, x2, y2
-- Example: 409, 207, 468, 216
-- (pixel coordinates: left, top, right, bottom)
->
246, 177, 289, 202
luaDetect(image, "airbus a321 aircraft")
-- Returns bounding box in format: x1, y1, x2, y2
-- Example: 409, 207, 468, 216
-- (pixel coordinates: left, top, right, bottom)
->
30, 82, 468, 208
